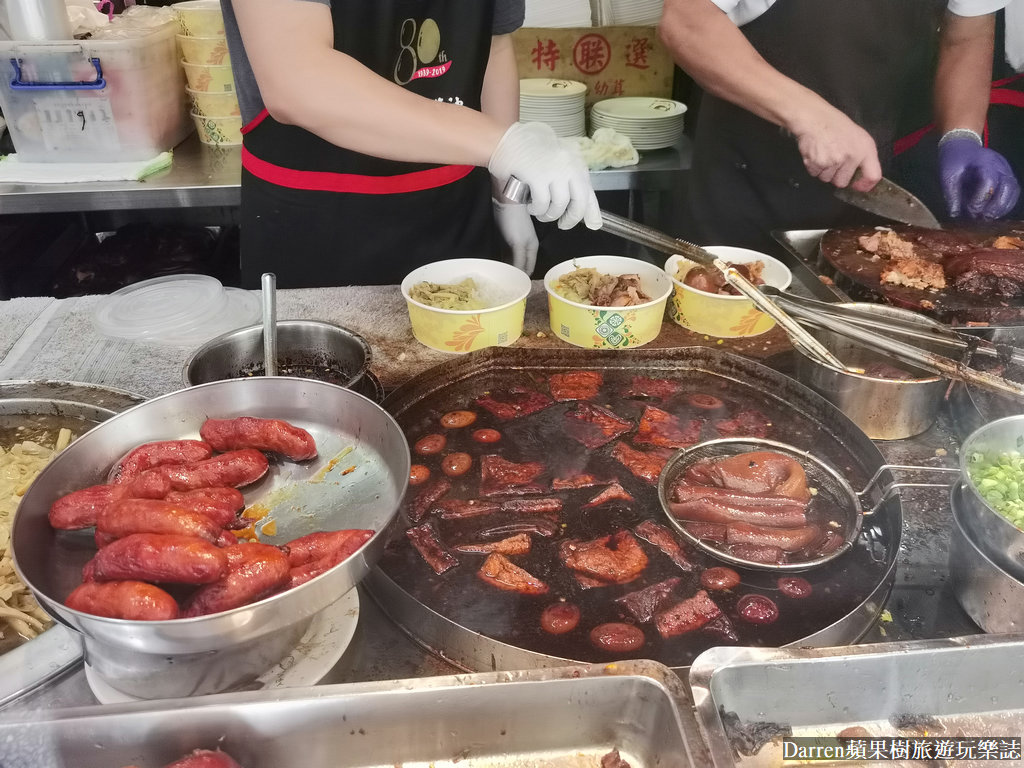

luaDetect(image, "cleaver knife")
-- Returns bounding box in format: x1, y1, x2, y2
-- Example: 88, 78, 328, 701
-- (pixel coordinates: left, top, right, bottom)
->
834, 176, 943, 229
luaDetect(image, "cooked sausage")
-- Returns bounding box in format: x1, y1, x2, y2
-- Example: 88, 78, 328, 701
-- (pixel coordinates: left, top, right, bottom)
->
97, 499, 223, 543
164, 487, 245, 528
48, 471, 173, 531
589, 622, 645, 653
83, 534, 229, 584
182, 543, 291, 617
441, 452, 472, 477
440, 410, 477, 429
540, 602, 581, 635
286, 530, 374, 588
65, 580, 180, 620
200, 417, 317, 462
144, 450, 270, 492
162, 750, 244, 768
413, 434, 446, 455
110, 440, 213, 485
283, 529, 374, 568
409, 464, 431, 486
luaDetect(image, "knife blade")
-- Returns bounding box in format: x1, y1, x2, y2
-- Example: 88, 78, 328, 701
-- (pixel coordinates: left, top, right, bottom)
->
834, 177, 943, 229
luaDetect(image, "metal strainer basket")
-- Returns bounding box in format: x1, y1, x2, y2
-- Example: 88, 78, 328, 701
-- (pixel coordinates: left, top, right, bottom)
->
657, 437, 960, 572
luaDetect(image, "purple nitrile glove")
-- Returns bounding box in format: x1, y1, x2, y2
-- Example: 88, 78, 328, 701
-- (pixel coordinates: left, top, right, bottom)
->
939, 137, 1021, 220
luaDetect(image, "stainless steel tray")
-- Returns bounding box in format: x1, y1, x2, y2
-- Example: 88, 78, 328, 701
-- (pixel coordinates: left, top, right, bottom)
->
0, 660, 709, 767
0, 380, 144, 709
689, 635, 1024, 768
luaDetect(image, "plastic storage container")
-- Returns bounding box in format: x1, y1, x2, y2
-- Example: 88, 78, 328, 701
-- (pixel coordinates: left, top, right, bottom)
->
0, 21, 190, 162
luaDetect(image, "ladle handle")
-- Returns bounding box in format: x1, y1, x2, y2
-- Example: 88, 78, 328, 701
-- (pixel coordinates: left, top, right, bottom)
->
860, 464, 962, 517
261, 272, 278, 378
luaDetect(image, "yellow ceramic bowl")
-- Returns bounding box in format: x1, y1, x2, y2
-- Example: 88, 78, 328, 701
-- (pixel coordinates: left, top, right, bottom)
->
545, 255, 672, 349
178, 34, 231, 66
181, 60, 235, 93
173, 0, 225, 37
401, 259, 532, 354
188, 87, 240, 117
664, 247, 792, 338
191, 112, 242, 146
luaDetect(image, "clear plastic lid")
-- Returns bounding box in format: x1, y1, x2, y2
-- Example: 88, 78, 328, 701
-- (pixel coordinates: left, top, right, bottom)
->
93, 276, 261, 346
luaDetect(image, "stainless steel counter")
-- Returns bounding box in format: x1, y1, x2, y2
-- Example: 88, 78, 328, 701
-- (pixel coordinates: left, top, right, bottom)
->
0, 133, 692, 215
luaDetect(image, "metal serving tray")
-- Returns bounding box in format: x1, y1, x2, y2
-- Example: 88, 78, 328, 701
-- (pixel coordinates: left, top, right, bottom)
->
0, 660, 708, 768
689, 635, 1024, 768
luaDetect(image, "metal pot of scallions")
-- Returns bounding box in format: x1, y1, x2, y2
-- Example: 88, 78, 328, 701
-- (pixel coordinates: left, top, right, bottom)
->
960, 414, 1024, 581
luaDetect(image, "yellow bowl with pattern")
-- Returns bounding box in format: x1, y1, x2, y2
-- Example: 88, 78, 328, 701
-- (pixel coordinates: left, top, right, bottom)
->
187, 87, 241, 117
181, 60, 235, 93
401, 259, 532, 354
664, 247, 792, 338
191, 112, 242, 146
173, 0, 225, 37
178, 34, 232, 66
544, 255, 672, 349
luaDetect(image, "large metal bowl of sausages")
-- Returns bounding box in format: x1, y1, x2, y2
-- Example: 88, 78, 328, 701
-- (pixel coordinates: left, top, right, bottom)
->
10, 377, 409, 699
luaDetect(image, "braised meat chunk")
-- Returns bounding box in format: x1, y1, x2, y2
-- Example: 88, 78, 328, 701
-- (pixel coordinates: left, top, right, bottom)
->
501, 497, 563, 515
623, 376, 681, 399
552, 473, 612, 490
453, 533, 532, 556
880, 257, 946, 291
549, 370, 603, 401
857, 230, 916, 260
634, 520, 697, 571
564, 402, 633, 449
655, 590, 722, 638
601, 749, 633, 768
684, 451, 811, 501
559, 530, 649, 585
408, 476, 451, 523
407, 522, 458, 575
474, 387, 553, 421
634, 406, 702, 449
477, 553, 548, 595
479, 455, 547, 497
435, 499, 501, 520
714, 409, 771, 438
611, 441, 672, 484
615, 577, 681, 623
946, 248, 1024, 300
583, 482, 634, 508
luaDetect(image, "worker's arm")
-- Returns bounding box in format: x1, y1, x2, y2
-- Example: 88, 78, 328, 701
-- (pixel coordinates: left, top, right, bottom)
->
658, 0, 881, 190
934, 10, 1020, 218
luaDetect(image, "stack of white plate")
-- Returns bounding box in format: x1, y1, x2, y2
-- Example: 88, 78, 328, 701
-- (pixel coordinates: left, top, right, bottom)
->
604, 0, 664, 25
524, 0, 592, 27
520, 78, 587, 138
590, 97, 686, 151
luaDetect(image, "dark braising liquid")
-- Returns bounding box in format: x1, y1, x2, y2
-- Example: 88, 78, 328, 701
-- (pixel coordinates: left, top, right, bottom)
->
379, 368, 891, 667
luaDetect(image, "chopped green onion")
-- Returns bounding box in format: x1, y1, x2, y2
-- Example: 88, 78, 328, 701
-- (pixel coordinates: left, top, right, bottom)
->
967, 450, 1024, 532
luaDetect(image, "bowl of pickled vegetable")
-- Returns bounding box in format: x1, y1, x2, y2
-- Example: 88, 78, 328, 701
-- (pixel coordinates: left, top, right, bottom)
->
961, 414, 1024, 580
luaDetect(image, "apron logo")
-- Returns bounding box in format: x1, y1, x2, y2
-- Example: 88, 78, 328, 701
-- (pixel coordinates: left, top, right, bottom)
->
394, 18, 451, 85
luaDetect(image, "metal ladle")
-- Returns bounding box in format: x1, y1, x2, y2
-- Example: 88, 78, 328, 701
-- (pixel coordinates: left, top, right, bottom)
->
261, 272, 278, 377
500, 177, 851, 371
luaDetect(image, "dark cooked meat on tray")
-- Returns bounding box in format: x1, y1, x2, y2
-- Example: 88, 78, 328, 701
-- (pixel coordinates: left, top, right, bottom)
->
384, 370, 886, 666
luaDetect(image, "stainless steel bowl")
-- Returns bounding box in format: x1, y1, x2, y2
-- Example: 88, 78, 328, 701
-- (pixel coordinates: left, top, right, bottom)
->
792, 303, 947, 440
958, 414, 1024, 580
183, 320, 372, 390
949, 484, 1024, 634
11, 378, 409, 699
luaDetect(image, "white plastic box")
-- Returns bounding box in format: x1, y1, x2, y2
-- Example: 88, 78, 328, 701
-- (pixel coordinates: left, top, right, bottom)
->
0, 21, 191, 162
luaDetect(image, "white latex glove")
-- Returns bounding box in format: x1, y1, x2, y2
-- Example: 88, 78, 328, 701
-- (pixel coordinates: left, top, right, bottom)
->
493, 199, 539, 275
487, 122, 602, 230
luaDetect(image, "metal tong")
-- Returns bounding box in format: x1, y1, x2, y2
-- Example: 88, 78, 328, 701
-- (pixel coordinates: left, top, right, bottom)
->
501, 177, 847, 370
764, 288, 1024, 403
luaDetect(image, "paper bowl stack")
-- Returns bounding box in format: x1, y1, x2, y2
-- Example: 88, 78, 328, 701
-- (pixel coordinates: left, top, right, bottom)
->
520, 78, 587, 139
590, 97, 687, 151
173, 0, 241, 145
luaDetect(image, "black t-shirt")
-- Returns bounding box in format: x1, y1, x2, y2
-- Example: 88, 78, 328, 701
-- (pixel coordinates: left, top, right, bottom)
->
221, 0, 526, 124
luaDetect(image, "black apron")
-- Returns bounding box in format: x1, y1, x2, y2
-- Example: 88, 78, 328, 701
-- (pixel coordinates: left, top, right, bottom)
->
240, 0, 497, 288
685, 0, 945, 252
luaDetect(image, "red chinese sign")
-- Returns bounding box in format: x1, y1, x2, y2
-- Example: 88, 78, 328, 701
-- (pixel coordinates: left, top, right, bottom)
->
573, 34, 611, 75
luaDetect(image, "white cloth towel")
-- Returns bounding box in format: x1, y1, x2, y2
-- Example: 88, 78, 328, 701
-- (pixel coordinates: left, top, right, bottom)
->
0, 151, 172, 183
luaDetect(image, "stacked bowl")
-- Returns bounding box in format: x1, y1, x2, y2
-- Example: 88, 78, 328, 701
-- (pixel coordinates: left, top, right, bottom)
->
520, 79, 587, 139
591, 97, 687, 151
173, 0, 242, 146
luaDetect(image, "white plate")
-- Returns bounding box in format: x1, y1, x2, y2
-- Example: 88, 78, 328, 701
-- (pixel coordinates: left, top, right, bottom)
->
592, 97, 687, 119
520, 78, 587, 98
84, 588, 360, 705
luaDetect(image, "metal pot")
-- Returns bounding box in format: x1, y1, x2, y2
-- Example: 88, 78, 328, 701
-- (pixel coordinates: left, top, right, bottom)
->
949, 484, 1024, 634
958, 414, 1024, 580
182, 320, 372, 391
792, 303, 947, 440
11, 378, 409, 699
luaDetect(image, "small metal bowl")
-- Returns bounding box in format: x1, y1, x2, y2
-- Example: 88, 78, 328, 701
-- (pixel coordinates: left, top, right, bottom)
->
183, 320, 372, 390
958, 414, 1024, 581
792, 304, 946, 440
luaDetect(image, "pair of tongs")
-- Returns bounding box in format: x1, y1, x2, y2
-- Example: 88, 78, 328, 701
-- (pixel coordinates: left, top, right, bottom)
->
765, 289, 1024, 403
501, 178, 846, 370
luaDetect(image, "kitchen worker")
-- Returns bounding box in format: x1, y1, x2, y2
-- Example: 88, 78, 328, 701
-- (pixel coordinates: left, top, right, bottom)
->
221, 0, 601, 288
659, 0, 1022, 253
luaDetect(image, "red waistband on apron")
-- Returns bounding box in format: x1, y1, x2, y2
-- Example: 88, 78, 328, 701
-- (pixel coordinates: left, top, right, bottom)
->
241, 146, 475, 194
